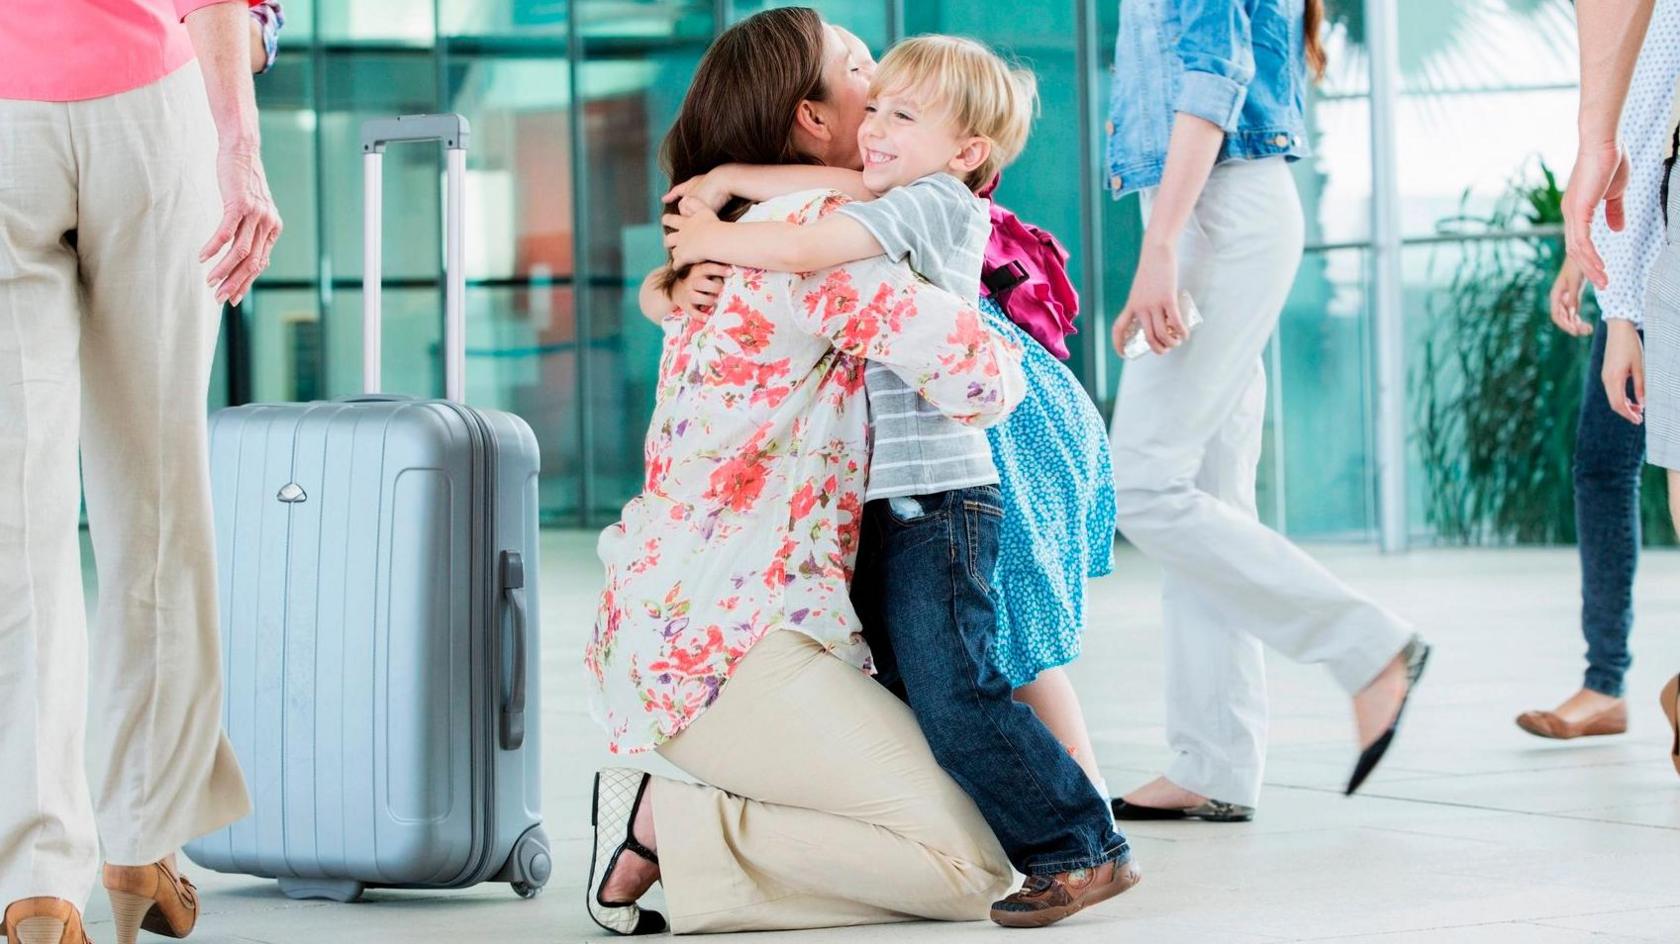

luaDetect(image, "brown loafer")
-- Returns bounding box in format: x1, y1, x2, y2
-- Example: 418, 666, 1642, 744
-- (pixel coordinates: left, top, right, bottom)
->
3, 897, 92, 944
1662, 674, 1679, 777
989, 858, 1141, 928
103, 858, 198, 944
1515, 701, 1628, 740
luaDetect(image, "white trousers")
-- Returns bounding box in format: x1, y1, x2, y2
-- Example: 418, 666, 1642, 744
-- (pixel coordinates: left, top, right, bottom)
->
1109, 158, 1413, 807
0, 62, 250, 908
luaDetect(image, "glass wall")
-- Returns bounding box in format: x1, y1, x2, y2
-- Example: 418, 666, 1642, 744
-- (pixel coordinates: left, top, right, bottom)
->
239, 0, 1589, 540
1389, 0, 1634, 545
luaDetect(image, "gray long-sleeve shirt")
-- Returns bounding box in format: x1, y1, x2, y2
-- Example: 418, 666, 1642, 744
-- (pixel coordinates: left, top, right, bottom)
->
837, 172, 998, 500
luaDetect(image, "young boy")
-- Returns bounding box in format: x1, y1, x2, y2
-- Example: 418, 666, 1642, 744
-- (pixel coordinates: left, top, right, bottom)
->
660, 35, 1137, 929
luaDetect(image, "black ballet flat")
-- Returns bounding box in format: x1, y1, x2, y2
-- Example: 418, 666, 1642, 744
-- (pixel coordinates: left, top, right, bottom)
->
1346, 636, 1431, 796
1111, 798, 1254, 823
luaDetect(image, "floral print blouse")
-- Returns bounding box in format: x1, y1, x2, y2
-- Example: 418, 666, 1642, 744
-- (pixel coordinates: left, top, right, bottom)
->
586, 190, 1026, 755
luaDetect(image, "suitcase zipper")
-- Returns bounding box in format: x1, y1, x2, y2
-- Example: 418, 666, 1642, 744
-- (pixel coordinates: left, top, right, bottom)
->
434, 400, 503, 888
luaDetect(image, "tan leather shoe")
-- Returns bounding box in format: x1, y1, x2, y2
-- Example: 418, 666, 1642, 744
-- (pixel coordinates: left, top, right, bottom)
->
989, 858, 1142, 928
1662, 674, 1679, 777
3, 898, 92, 944
1515, 701, 1628, 739
102, 858, 197, 944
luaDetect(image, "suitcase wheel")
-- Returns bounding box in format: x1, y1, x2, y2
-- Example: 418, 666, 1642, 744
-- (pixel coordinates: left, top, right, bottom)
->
500, 824, 551, 900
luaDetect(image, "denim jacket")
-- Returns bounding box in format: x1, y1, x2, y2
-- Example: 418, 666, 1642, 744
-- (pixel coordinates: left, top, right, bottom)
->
1105, 0, 1310, 197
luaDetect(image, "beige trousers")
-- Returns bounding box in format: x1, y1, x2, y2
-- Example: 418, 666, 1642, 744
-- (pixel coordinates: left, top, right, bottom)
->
0, 61, 250, 908
652, 630, 1014, 934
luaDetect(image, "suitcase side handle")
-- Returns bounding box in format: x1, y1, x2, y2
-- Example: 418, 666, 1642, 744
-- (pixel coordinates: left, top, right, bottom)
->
361, 114, 470, 403
500, 551, 528, 751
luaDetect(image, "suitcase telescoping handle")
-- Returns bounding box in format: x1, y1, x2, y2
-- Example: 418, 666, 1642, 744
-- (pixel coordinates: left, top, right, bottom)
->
361, 114, 471, 403
499, 551, 528, 751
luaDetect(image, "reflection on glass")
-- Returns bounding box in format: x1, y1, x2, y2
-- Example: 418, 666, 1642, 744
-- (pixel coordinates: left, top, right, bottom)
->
320, 52, 441, 283
256, 120, 319, 282
462, 287, 583, 524
577, 1, 713, 43
1397, 238, 1478, 540
210, 311, 230, 413
1316, 0, 1371, 98
735, 0, 888, 49
325, 288, 442, 399
1397, 90, 1575, 238
1397, 0, 1576, 92
272, 0, 315, 38
244, 289, 324, 403
253, 53, 319, 283
444, 56, 575, 281
442, 0, 565, 38
1297, 95, 1371, 247
318, 0, 434, 43
1096, 191, 1142, 410
1277, 248, 1375, 539
578, 37, 707, 521
1394, 0, 1577, 239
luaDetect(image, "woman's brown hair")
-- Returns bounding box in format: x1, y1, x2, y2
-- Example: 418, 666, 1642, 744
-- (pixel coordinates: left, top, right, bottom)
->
1304, 0, 1328, 80
658, 7, 831, 290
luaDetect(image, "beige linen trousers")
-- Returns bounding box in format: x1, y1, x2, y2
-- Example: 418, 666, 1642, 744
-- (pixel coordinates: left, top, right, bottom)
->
0, 60, 250, 907
650, 630, 1014, 933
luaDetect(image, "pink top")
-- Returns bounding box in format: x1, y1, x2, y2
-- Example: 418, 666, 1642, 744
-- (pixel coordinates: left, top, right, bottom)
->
0, 0, 231, 102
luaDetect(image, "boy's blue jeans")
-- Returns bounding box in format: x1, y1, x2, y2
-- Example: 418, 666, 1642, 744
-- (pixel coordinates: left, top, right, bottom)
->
1576, 318, 1646, 698
850, 485, 1129, 876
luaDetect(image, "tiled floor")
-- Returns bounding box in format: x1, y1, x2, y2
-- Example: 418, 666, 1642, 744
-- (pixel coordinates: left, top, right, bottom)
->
78, 534, 1680, 942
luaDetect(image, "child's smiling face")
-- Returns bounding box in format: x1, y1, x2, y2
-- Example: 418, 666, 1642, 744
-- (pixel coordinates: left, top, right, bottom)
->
857, 84, 977, 194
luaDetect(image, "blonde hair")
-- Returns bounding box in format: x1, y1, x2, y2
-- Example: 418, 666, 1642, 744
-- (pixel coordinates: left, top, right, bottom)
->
870, 35, 1039, 191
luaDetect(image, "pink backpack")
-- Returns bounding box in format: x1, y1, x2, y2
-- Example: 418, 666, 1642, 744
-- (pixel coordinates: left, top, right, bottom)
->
977, 174, 1080, 360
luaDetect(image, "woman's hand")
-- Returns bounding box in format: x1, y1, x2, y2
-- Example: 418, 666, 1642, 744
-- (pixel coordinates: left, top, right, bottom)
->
184, 1, 282, 306
1603, 318, 1646, 424
663, 168, 736, 217
1563, 140, 1630, 290
1548, 256, 1592, 337
1112, 240, 1187, 357
672, 262, 733, 316
201, 144, 283, 305
663, 207, 722, 268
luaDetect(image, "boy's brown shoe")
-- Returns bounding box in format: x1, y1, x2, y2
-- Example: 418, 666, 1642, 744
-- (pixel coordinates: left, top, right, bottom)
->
102, 857, 198, 944
3, 897, 92, 944
989, 857, 1142, 928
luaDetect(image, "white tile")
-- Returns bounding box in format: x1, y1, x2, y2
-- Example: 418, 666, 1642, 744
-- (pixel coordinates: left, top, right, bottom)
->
1305, 922, 1641, 943
1356, 762, 1680, 815
1533, 906, 1680, 940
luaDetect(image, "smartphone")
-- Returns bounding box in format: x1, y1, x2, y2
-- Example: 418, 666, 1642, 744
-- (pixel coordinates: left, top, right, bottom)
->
1121, 291, 1203, 360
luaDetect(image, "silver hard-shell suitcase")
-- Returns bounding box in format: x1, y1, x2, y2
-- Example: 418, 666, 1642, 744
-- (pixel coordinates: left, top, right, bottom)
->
184, 115, 550, 903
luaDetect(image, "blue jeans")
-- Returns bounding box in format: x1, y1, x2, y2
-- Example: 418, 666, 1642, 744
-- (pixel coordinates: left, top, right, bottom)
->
1576, 318, 1646, 697
850, 486, 1129, 876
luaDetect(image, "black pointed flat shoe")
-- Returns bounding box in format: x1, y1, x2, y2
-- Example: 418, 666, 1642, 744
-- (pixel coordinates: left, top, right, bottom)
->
587, 768, 669, 936
1111, 798, 1254, 822
1346, 636, 1431, 796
